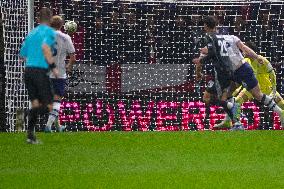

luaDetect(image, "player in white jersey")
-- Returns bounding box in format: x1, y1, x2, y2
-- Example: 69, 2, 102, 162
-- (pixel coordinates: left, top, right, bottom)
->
45, 16, 76, 132
194, 16, 284, 130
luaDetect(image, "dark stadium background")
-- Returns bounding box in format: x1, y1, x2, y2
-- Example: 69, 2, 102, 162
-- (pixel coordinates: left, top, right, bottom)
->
33, 0, 284, 131
2, 0, 284, 131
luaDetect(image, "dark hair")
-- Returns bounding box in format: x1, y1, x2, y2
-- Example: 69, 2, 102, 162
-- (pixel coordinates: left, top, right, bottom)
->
203, 16, 218, 29
245, 41, 258, 53
38, 8, 53, 23
50, 15, 64, 30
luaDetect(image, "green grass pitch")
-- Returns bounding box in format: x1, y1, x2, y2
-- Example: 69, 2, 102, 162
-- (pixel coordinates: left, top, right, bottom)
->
0, 131, 283, 189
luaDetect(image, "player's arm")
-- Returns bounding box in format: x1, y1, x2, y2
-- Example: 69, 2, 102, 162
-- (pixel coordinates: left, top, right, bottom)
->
269, 69, 276, 88
195, 59, 203, 81
193, 53, 204, 81
193, 50, 207, 81
266, 62, 277, 96
236, 40, 263, 63
66, 53, 76, 73
42, 30, 56, 65
42, 44, 54, 65
199, 36, 216, 64
42, 31, 58, 77
192, 35, 214, 79
66, 36, 76, 73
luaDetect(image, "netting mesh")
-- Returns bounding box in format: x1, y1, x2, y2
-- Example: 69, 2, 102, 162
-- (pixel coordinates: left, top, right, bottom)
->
34, 0, 284, 64
1, 0, 29, 131
2, 0, 284, 131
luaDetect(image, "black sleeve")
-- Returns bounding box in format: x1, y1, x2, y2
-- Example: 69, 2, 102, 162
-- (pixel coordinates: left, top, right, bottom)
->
200, 34, 217, 64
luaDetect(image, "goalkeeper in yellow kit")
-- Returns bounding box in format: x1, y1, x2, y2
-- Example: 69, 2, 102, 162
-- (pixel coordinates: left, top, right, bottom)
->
214, 41, 284, 128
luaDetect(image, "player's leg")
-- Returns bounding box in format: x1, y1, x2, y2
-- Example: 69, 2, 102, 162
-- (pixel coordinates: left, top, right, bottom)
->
203, 81, 216, 128
37, 71, 54, 132
225, 85, 247, 121
203, 80, 233, 128
25, 77, 50, 144
219, 81, 242, 124
224, 79, 244, 125
46, 78, 66, 132
233, 63, 260, 117
26, 99, 39, 143
203, 78, 241, 128
213, 101, 233, 128
249, 85, 284, 128
54, 79, 67, 132
203, 82, 214, 105
214, 87, 251, 128
249, 85, 282, 114
218, 83, 241, 124
46, 95, 61, 132
24, 69, 39, 143
206, 79, 239, 124
235, 88, 251, 105
230, 88, 254, 131
274, 92, 284, 109
238, 64, 284, 126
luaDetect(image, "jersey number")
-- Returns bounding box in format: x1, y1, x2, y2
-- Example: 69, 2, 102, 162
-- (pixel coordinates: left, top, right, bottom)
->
218, 40, 228, 56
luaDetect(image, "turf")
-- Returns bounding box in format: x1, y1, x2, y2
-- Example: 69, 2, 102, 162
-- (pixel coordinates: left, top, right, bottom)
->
0, 131, 283, 189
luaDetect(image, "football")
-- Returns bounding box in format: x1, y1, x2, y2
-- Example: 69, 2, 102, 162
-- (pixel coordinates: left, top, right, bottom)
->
64, 20, 77, 34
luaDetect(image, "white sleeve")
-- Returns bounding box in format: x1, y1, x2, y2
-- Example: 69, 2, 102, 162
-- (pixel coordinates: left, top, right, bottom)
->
66, 36, 75, 54
233, 35, 241, 45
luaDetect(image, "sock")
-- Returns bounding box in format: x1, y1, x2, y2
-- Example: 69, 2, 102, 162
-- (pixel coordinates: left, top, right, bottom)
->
216, 100, 233, 121
205, 104, 211, 128
216, 100, 233, 109
226, 102, 234, 110
225, 102, 234, 121
27, 106, 48, 139
46, 101, 61, 129
227, 96, 235, 104
277, 100, 284, 110
236, 96, 244, 105
27, 108, 37, 140
225, 97, 235, 121
234, 121, 242, 126
224, 113, 231, 121
261, 94, 282, 115
46, 116, 56, 130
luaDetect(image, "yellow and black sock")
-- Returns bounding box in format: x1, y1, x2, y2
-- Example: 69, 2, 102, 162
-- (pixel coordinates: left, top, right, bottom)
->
236, 96, 244, 105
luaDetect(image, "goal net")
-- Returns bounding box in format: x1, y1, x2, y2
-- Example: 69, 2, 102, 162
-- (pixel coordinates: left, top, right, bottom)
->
2, 0, 284, 131
1, 0, 29, 131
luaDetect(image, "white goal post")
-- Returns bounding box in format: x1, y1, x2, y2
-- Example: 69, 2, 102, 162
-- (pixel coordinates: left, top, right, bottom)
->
1, 0, 30, 131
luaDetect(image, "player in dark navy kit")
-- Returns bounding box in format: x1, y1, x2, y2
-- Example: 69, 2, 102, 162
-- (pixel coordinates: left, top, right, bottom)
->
20, 8, 59, 143
194, 17, 237, 127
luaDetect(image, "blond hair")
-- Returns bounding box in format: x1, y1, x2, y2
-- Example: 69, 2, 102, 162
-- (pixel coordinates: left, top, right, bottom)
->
50, 15, 64, 30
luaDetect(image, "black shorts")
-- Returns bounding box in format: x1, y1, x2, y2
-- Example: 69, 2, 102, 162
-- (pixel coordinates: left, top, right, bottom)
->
24, 68, 53, 105
205, 80, 217, 94
205, 75, 231, 96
